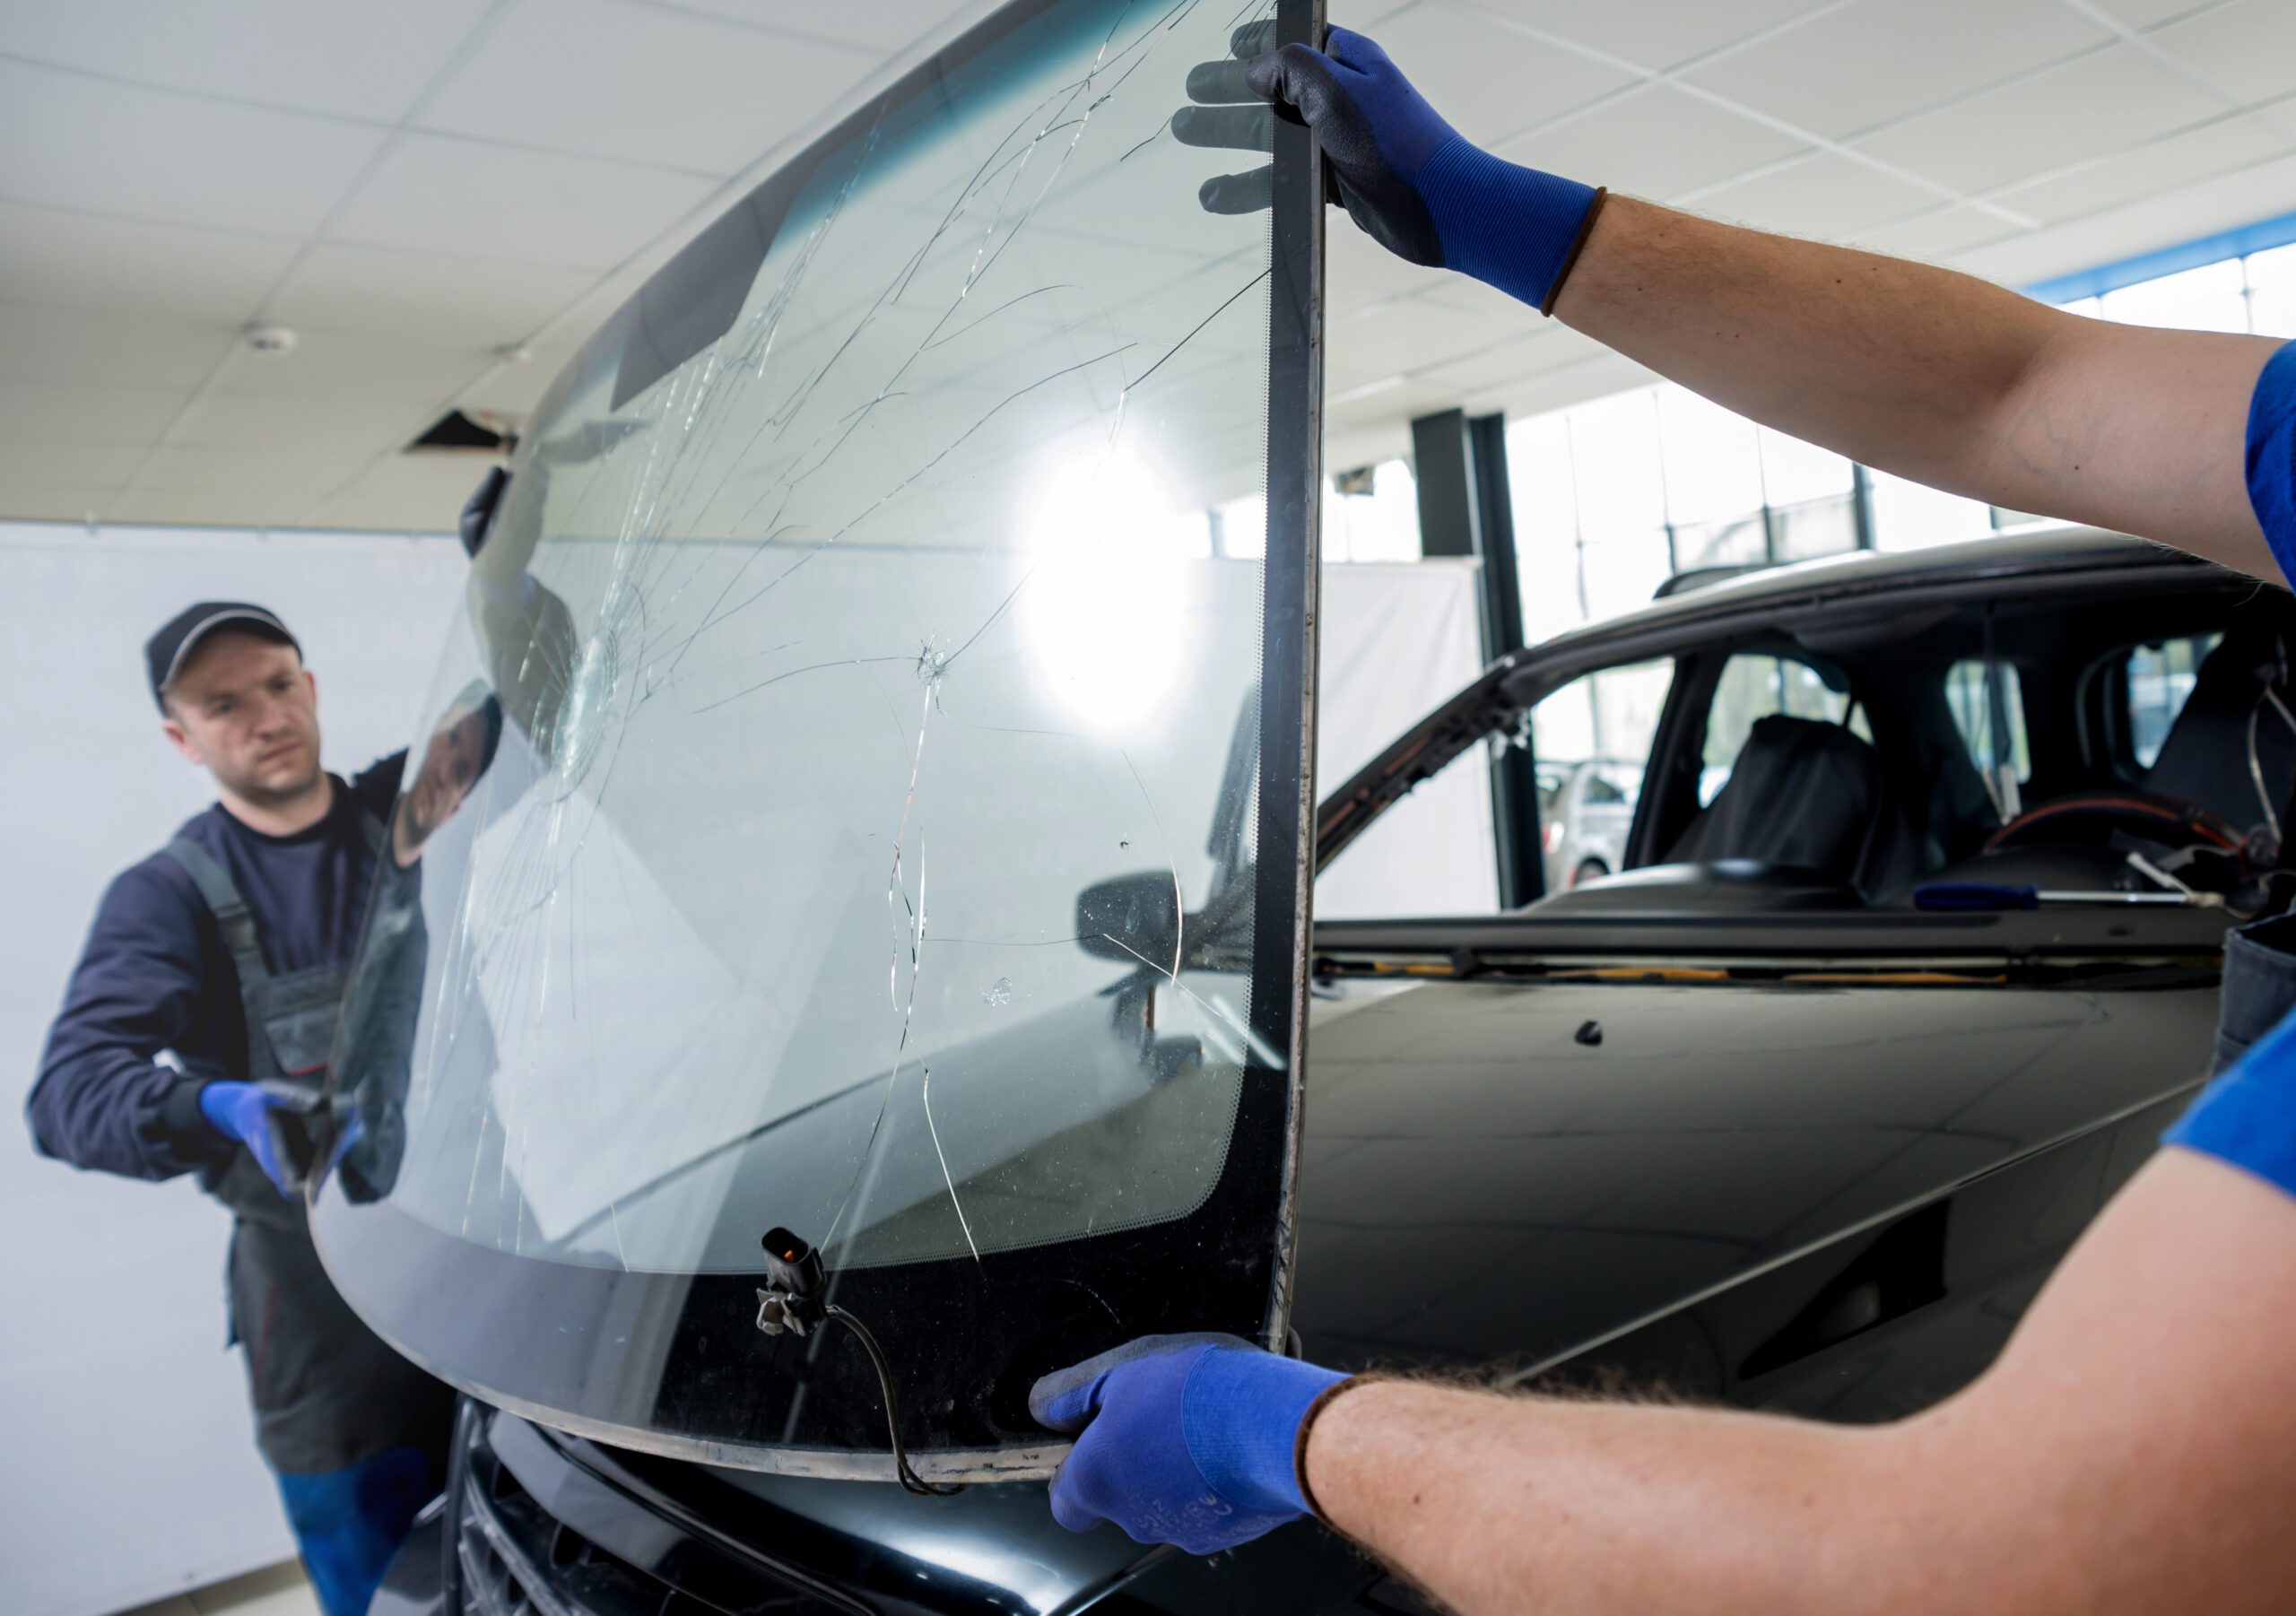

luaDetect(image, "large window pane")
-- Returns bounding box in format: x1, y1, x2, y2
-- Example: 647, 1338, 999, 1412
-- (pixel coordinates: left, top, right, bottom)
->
316, 0, 1317, 1478
2126, 634, 2221, 769
1772, 493, 1861, 560
1582, 529, 1675, 619
1569, 391, 1668, 541
1532, 660, 1673, 886
1656, 385, 1762, 527
1869, 468, 1992, 551
2098, 258, 2248, 334
1324, 459, 1421, 562
1945, 659, 2031, 786
1508, 413, 1586, 644
1757, 426, 1854, 508
2249, 243, 2296, 338
1672, 511, 1767, 571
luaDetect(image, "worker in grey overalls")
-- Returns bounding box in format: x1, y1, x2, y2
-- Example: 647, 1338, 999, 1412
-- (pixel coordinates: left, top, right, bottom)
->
27, 602, 499, 1615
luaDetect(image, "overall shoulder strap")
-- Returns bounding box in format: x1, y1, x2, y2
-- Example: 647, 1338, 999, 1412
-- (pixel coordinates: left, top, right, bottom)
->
161, 838, 270, 989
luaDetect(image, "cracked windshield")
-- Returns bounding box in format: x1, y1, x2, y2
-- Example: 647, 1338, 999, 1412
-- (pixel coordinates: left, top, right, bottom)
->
315, 0, 1309, 1451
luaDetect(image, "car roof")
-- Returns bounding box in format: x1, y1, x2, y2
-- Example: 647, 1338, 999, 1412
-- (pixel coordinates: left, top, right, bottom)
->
1526, 527, 2208, 662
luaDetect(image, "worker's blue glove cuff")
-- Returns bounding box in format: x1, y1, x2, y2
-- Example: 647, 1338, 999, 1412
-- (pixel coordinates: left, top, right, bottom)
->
1180, 1343, 1346, 1515
1031, 1334, 1344, 1553
1419, 136, 1603, 313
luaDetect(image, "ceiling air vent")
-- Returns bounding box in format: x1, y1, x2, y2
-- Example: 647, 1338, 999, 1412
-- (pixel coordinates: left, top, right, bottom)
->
407, 409, 517, 456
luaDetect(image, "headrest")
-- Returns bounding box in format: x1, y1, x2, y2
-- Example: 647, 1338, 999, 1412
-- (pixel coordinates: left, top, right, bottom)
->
1668, 715, 1882, 882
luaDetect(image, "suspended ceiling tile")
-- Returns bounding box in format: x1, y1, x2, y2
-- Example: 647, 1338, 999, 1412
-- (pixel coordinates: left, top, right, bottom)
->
418, 0, 875, 177
0, 484, 122, 522
1410, 327, 1574, 393
0, 61, 387, 237
133, 441, 368, 488
1851, 205, 2025, 265
1683, 0, 2111, 142
296, 456, 516, 531
1454, 0, 1836, 74
1330, 0, 1422, 30
0, 383, 188, 447
201, 330, 496, 406
1329, 299, 1514, 378
1987, 115, 2292, 228
0, 204, 300, 324
459, 345, 585, 418
0, 0, 491, 122
265, 243, 597, 350
2148, 0, 2296, 106
1957, 148, 2296, 289
108, 483, 350, 529
651, 0, 967, 53
1408, 273, 1549, 325
523, 231, 694, 350
0, 306, 235, 389
1691, 151, 1943, 239
1493, 83, 1808, 204
1853, 45, 2229, 197
326, 133, 718, 271
2091, 0, 2224, 25
1325, 356, 1408, 398
1322, 226, 1441, 317
171, 392, 446, 457
0, 440, 150, 487
1324, 377, 1460, 430
1368, 3, 1639, 148
1483, 347, 1659, 419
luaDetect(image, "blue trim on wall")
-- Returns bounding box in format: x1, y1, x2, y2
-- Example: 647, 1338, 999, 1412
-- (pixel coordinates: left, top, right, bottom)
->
2025, 209, 2296, 304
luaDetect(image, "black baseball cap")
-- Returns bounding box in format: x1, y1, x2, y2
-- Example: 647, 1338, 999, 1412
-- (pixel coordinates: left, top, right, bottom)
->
145, 602, 300, 712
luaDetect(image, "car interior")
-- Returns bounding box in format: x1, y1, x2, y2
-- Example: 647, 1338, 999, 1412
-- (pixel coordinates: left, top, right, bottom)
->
1522, 585, 2296, 920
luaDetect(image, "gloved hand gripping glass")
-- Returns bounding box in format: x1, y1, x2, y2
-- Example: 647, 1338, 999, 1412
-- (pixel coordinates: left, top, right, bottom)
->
1174, 22, 1607, 315
199, 1079, 328, 1196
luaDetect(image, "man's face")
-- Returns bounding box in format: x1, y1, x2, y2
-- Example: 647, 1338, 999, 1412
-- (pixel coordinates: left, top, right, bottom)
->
400, 706, 490, 850
161, 633, 323, 805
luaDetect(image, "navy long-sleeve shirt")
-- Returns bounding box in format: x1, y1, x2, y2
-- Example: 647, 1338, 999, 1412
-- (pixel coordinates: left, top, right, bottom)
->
27, 754, 406, 1186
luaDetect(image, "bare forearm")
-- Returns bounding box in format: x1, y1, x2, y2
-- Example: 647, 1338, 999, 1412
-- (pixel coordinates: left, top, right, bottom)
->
1300, 1153, 2296, 1616
1303, 1380, 1924, 1616
1554, 197, 2278, 576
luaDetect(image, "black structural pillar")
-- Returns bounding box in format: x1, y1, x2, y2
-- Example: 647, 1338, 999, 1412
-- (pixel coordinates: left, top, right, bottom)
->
1411, 408, 1544, 907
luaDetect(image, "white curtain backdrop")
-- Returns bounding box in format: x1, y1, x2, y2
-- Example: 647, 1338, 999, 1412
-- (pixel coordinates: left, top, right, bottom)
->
0, 525, 1486, 1616
1314, 560, 1498, 918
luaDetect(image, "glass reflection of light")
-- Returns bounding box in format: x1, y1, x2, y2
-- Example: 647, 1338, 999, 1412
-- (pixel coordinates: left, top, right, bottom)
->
1020, 449, 1189, 734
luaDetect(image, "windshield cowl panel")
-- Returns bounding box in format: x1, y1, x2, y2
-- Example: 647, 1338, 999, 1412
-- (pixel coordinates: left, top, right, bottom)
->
312, 0, 1322, 1480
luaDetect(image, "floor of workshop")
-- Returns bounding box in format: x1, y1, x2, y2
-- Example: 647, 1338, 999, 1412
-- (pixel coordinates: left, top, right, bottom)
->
117, 1563, 316, 1616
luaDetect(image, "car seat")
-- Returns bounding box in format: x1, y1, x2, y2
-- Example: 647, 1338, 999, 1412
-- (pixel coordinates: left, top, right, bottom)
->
1986, 630, 2295, 867
1665, 714, 1920, 898
2138, 630, 2296, 840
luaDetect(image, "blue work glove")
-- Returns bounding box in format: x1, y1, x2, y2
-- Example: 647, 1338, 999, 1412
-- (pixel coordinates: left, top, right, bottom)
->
198, 1080, 315, 1196
1031, 1333, 1349, 1554
1176, 24, 1605, 314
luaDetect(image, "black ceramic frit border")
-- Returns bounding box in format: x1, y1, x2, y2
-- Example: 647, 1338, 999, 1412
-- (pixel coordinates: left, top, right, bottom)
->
1249, 0, 1326, 1355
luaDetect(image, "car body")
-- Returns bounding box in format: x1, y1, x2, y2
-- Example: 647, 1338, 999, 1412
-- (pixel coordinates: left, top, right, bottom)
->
313, 0, 2296, 1603
370, 526, 2293, 1613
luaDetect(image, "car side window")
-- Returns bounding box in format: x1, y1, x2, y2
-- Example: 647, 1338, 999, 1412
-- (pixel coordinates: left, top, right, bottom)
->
2126, 634, 2221, 769
1532, 660, 1672, 889
1699, 653, 1866, 806
1944, 659, 2031, 819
